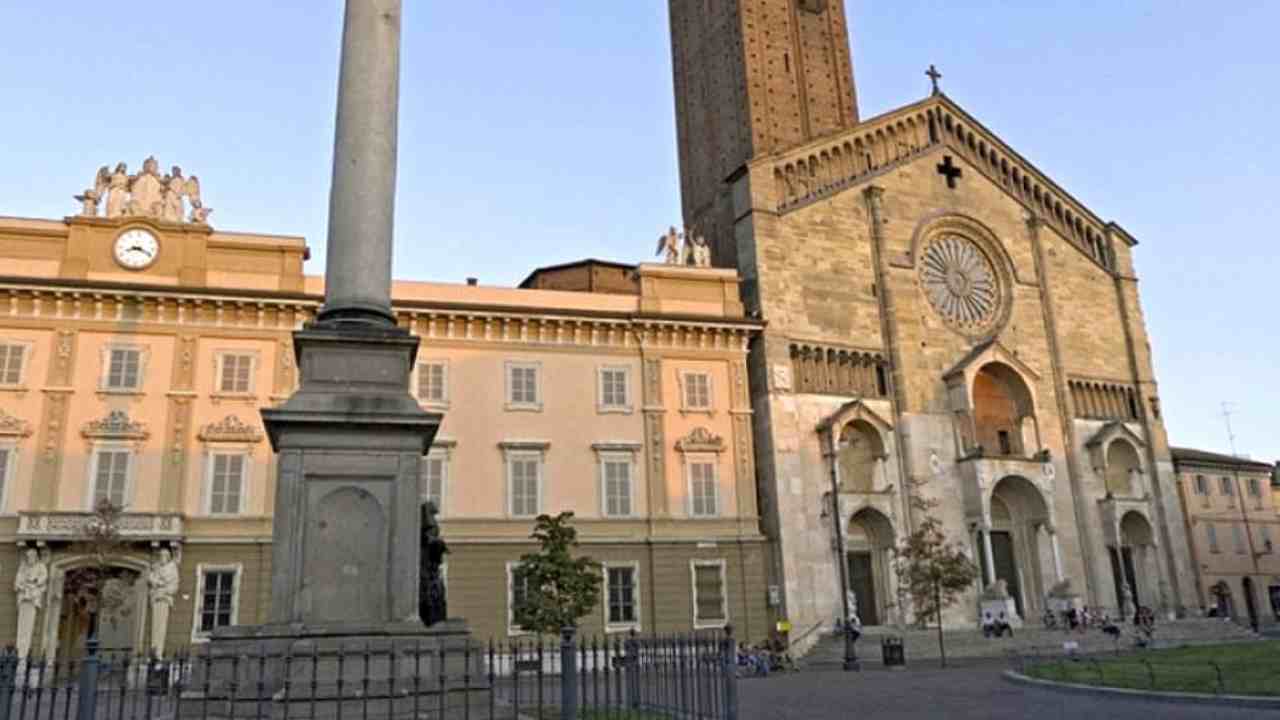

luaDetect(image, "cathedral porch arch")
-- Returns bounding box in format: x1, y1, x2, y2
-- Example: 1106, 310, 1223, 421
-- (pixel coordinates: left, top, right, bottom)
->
944, 343, 1045, 459
973, 475, 1059, 620
1085, 421, 1148, 498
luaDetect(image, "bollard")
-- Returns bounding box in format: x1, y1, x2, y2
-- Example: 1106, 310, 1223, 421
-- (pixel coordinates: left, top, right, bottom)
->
76, 639, 101, 720
560, 626, 577, 720
722, 625, 739, 720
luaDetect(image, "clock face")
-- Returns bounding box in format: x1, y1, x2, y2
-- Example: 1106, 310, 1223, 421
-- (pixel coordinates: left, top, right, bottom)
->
113, 229, 159, 270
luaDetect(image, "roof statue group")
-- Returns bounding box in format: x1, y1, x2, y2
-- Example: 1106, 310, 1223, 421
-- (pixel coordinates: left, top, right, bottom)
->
74, 156, 212, 224
656, 225, 712, 268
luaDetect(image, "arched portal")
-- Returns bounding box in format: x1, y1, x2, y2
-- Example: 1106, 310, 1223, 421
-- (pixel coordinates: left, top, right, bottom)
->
837, 420, 884, 493
1111, 511, 1157, 613
846, 507, 894, 626
41, 554, 151, 663
973, 362, 1035, 456
984, 476, 1052, 618
1105, 440, 1142, 496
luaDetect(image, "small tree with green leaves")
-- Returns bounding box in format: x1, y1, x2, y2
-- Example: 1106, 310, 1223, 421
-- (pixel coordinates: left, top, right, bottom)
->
893, 495, 978, 667
76, 498, 128, 642
513, 512, 602, 635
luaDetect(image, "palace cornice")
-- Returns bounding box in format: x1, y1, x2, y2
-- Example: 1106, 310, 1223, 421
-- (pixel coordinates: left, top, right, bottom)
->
758, 94, 1125, 273
0, 280, 758, 352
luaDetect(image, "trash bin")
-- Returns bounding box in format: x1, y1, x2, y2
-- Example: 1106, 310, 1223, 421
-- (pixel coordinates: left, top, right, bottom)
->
881, 636, 906, 669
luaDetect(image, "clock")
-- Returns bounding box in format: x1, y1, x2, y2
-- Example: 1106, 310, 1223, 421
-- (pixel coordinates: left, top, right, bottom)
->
113, 228, 160, 270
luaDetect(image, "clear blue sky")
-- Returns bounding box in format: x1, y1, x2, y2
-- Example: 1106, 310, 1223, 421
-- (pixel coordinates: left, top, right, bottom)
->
1, 1, 1276, 462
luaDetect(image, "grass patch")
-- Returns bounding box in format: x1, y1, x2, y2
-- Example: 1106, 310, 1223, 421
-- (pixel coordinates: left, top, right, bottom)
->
1025, 641, 1280, 697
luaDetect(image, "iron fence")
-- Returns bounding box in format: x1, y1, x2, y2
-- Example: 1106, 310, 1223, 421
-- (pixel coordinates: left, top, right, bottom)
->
0, 626, 740, 720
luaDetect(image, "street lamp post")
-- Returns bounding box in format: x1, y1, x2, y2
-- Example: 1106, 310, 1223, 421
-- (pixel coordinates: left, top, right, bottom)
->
827, 431, 860, 671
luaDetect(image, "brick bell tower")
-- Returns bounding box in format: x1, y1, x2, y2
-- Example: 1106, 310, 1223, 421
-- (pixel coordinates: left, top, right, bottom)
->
669, 0, 859, 265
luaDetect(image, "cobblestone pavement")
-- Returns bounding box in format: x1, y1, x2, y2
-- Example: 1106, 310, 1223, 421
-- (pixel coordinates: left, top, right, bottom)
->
738, 660, 1275, 719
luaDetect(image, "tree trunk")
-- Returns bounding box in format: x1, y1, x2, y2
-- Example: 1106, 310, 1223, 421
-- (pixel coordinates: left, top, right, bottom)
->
935, 581, 946, 668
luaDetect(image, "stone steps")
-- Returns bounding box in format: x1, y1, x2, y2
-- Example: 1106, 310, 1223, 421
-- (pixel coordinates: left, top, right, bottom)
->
801, 619, 1262, 669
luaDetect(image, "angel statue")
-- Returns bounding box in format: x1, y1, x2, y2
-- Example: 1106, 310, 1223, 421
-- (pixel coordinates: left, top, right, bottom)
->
689, 232, 712, 267
186, 175, 212, 224
74, 166, 111, 217
656, 225, 683, 265
105, 163, 130, 218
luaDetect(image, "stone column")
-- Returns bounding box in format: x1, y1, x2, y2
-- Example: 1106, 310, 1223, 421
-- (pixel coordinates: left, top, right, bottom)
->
981, 526, 997, 586
1047, 524, 1064, 583
318, 0, 402, 326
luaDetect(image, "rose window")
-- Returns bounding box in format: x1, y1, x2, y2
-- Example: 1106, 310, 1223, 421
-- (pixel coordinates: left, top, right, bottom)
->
919, 234, 1001, 331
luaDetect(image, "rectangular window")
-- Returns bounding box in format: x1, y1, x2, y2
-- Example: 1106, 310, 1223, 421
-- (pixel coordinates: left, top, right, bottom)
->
606, 566, 638, 627
93, 450, 130, 507
422, 452, 447, 511
1220, 476, 1234, 496
689, 461, 719, 518
602, 458, 632, 517
218, 354, 254, 394
509, 456, 541, 517
197, 570, 237, 634
682, 372, 712, 410
418, 362, 448, 404
1193, 475, 1208, 496
506, 362, 541, 409
692, 561, 727, 627
208, 453, 246, 515
508, 564, 533, 634
599, 367, 630, 411
0, 344, 25, 386
1233, 525, 1247, 555
1247, 477, 1261, 497
105, 348, 142, 390
1207, 524, 1220, 554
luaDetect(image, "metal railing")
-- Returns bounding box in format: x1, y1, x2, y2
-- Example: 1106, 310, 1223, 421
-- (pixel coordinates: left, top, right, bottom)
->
0, 626, 740, 720
1009, 645, 1280, 697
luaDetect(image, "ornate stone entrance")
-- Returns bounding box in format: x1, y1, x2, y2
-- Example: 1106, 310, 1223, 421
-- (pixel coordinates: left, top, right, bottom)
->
845, 507, 895, 626
42, 557, 149, 662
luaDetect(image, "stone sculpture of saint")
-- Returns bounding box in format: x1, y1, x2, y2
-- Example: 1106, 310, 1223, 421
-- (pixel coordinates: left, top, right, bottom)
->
75, 166, 110, 217
656, 226, 683, 265
127, 156, 164, 217
105, 163, 130, 218
14, 548, 48, 659
419, 500, 449, 627
690, 233, 712, 267
147, 548, 180, 657
160, 166, 187, 222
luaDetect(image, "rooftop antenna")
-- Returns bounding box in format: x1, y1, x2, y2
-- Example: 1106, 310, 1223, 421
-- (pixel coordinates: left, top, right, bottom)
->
1221, 402, 1239, 457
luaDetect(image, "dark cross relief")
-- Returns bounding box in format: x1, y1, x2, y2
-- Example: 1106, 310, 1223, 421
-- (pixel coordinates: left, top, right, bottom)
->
937, 155, 963, 189
926, 64, 943, 95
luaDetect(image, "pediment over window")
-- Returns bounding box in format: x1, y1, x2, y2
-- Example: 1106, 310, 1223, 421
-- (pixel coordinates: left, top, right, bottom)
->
675, 427, 724, 453
1085, 420, 1146, 472
81, 410, 148, 440
0, 409, 32, 438
817, 399, 893, 436
198, 415, 263, 444
942, 339, 1040, 384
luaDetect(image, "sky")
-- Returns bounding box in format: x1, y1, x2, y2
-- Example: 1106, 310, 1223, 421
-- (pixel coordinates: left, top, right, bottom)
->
1, 1, 1276, 462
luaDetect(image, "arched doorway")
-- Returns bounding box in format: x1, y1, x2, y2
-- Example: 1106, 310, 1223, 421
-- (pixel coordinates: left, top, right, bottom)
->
984, 476, 1052, 618
972, 363, 1035, 456
42, 556, 149, 663
846, 508, 894, 626
1242, 578, 1259, 631
1210, 581, 1235, 619
1110, 511, 1157, 614
1104, 441, 1142, 496
837, 420, 884, 493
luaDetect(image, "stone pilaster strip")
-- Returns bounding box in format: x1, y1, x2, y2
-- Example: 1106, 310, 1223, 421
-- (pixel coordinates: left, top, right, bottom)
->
642, 357, 668, 517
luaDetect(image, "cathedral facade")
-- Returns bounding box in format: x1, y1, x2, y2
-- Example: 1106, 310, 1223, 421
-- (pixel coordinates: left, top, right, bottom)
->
669, 0, 1196, 634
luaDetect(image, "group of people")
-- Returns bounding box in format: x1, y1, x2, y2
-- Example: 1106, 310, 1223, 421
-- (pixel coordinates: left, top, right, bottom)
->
981, 611, 1015, 638
735, 635, 796, 678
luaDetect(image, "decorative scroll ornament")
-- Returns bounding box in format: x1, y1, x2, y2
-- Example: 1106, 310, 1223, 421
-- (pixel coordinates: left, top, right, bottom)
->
0, 409, 32, 437
82, 410, 149, 440
675, 426, 725, 453
198, 414, 263, 443
919, 234, 1000, 332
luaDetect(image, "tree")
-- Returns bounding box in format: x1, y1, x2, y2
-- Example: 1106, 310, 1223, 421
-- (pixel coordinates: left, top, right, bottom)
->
75, 498, 128, 642
892, 496, 978, 668
513, 512, 602, 634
